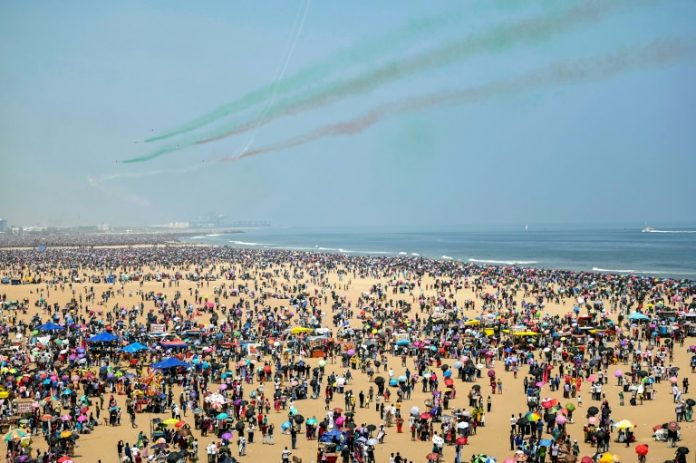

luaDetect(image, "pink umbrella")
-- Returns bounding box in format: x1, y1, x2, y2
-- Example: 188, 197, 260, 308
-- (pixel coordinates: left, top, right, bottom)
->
335, 416, 345, 426
588, 417, 597, 425
61, 414, 71, 421
77, 415, 88, 423
669, 377, 678, 384
614, 370, 623, 378
555, 415, 567, 425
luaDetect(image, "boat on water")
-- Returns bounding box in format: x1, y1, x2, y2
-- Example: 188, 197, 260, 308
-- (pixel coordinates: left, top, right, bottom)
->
642, 226, 655, 233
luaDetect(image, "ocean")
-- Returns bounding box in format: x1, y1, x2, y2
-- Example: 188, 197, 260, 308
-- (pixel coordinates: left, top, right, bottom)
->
185, 226, 696, 280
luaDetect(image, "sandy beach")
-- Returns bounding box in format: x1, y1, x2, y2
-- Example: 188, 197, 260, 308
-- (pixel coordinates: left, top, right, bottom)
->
0, 245, 693, 463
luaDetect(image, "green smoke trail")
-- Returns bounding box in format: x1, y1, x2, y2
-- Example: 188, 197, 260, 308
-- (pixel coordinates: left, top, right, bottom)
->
123, 0, 643, 164
194, 0, 643, 145
210, 40, 687, 165
145, 8, 468, 144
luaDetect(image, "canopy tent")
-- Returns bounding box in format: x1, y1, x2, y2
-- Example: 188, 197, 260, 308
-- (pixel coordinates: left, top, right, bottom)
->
88, 332, 119, 343
628, 312, 650, 321
122, 342, 149, 353
38, 322, 65, 332
152, 357, 191, 370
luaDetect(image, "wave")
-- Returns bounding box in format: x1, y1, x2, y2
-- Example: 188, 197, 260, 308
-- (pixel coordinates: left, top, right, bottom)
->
398, 252, 408, 256
592, 267, 696, 276
592, 267, 636, 273
229, 240, 264, 246
469, 258, 539, 265
644, 229, 696, 234
441, 255, 454, 260
411, 253, 420, 256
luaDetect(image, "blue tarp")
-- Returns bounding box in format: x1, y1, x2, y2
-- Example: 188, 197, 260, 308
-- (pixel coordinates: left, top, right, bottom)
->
122, 342, 149, 353
38, 322, 64, 332
151, 357, 190, 370
88, 332, 119, 343
628, 312, 650, 321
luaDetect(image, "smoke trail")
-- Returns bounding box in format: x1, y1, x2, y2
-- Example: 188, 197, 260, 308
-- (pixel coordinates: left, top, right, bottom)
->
238, 0, 311, 158
122, 0, 648, 164
210, 40, 688, 165
89, 164, 206, 185
196, 0, 646, 145
144, 6, 468, 143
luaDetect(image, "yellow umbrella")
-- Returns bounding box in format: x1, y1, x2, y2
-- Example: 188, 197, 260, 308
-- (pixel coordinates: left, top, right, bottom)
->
289, 327, 312, 335
162, 418, 179, 426
613, 420, 634, 430
464, 320, 480, 326
599, 453, 614, 463
60, 430, 72, 439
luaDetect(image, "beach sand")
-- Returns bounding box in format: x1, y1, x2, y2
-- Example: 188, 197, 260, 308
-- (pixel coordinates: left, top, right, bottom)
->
0, 255, 693, 463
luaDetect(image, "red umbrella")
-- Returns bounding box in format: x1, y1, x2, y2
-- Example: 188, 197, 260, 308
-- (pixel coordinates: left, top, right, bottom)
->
581, 457, 593, 463
420, 412, 432, 420
541, 398, 558, 409
456, 436, 467, 445
635, 444, 649, 456
426, 453, 440, 461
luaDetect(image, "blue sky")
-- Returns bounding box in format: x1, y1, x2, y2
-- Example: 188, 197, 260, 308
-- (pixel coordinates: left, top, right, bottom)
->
1, 0, 695, 227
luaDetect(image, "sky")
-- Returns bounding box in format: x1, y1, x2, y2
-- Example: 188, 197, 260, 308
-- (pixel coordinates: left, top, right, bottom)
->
1, 0, 695, 228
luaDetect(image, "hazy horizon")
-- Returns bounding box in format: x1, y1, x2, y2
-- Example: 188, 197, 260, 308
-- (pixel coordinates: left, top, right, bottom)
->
1, 1, 695, 227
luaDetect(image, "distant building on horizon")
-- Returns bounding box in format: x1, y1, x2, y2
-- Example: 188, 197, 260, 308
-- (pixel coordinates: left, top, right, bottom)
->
0, 219, 7, 232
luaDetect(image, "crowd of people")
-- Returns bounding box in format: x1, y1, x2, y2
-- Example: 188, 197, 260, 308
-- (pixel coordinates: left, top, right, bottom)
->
0, 244, 693, 463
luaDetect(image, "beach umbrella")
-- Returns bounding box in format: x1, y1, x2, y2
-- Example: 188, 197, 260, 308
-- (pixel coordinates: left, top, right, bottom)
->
374, 376, 385, 385
686, 398, 695, 406
599, 454, 613, 463
487, 369, 496, 378
613, 420, 634, 430
221, 432, 232, 440
366, 424, 377, 432
367, 438, 378, 446
565, 403, 576, 412
456, 436, 467, 445
587, 406, 599, 416
541, 398, 558, 409
3, 429, 28, 442
667, 421, 679, 431
216, 413, 229, 420
294, 414, 305, 424
426, 453, 440, 461
526, 412, 541, 423
614, 370, 623, 377
580, 458, 593, 463
410, 406, 420, 416
676, 447, 689, 455
635, 444, 649, 456
306, 418, 318, 426
163, 418, 179, 426
420, 412, 432, 420
281, 421, 292, 431
59, 430, 72, 439
555, 415, 567, 425
235, 421, 245, 432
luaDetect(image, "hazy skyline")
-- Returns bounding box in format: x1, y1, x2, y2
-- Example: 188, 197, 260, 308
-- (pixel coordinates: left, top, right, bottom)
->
1, 1, 695, 227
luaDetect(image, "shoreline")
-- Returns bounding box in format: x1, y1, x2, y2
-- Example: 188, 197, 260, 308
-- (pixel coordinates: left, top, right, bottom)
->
1, 242, 694, 285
